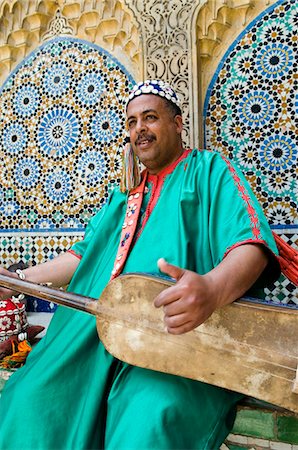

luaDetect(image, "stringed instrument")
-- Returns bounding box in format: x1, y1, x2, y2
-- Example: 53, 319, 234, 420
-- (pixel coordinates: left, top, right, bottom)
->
0, 273, 297, 414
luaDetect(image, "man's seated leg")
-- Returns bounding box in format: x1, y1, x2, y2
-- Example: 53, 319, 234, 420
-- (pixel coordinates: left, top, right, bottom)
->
0, 307, 118, 450
105, 364, 242, 450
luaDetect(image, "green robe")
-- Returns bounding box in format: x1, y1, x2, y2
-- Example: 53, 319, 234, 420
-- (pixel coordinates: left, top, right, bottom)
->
0, 150, 279, 450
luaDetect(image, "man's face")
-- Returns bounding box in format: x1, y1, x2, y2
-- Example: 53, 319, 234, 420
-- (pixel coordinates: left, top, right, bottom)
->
126, 94, 183, 174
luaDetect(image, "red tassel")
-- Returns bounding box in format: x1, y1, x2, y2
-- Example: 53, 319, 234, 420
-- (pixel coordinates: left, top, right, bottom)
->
273, 232, 298, 286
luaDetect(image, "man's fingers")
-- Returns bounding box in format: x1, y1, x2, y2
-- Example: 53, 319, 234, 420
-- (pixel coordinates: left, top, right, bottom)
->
154, 285, 180, 308
154, 259, 186, 308
164, 312, 189, 329
157, 258, 185, 281
163, 299, 186, 317
166, 321, 194, 335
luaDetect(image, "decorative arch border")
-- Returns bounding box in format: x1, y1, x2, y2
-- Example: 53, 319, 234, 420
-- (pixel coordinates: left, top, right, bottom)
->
192, 0, 280, 147
0, 0, 142, 85
0, 36, 135, 296
0, 35, 135, 94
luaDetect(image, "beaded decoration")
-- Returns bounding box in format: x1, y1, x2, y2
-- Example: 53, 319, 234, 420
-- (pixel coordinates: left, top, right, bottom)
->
126, 79, 181, 110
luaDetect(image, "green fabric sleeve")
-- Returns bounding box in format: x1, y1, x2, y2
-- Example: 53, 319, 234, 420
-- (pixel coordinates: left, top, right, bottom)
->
205, 152, 280, 286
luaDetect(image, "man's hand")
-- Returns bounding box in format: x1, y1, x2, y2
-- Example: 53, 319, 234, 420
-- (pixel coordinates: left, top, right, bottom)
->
154, 258, 220, 335
154, 244, 269, 335
0, 267, 19, 300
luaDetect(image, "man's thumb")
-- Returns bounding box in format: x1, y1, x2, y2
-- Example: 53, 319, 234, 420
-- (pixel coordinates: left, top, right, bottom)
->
157, 258, 184, 281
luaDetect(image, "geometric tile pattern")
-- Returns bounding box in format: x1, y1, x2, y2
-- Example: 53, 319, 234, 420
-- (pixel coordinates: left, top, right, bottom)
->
204, 0, 297, 305
0, 233, 83, 266
205, 0, 297, 226
0, 37, 135, 310
264, 230, 298, 307
0, 232, 83, 311
0, 37, 134, 232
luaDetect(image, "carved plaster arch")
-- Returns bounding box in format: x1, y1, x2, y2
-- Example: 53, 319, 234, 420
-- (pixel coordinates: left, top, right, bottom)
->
123, 0, 279, 147
0, 0, 142, 85
0, 0, 281, 147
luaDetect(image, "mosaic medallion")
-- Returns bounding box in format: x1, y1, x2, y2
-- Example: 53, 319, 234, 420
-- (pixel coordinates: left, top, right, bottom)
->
0, 37, 134, 232
204, 0, 297, 306
0, 37, 134, 310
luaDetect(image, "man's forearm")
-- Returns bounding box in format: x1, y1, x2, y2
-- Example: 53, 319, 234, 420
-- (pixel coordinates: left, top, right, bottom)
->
21, 251, 80, 288
204, 244, 269, 309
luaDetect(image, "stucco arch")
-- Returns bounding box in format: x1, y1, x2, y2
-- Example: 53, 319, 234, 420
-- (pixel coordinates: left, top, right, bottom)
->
0, 0, 281, 146
0, 0, 142, 86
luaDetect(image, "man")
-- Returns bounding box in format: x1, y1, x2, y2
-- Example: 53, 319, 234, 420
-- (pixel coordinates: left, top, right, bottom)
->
0, 80, 280, 449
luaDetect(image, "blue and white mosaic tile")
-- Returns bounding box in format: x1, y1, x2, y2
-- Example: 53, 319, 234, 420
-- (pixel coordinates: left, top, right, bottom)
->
0, 37, 134, 310
204, 0, 297, 306
0, 37, 134, 233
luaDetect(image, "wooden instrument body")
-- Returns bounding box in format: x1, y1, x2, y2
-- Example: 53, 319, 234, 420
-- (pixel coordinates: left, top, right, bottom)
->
0, 272, 296, 413
96, 274, 298, 414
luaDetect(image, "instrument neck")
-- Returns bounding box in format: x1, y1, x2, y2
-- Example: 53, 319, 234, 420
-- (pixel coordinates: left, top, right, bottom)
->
0, 274, 98, 316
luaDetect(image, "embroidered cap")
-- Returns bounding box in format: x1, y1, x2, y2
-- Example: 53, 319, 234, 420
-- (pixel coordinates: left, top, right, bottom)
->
126, 79, 181, 112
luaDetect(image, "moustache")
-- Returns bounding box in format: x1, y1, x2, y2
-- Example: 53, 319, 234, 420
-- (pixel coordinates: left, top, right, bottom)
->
135, 134, 156, 145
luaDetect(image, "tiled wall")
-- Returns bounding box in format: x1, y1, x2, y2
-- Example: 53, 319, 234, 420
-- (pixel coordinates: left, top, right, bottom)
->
204, 0, 297, 307
0, 37, 134, 310
224, 403, 298, 450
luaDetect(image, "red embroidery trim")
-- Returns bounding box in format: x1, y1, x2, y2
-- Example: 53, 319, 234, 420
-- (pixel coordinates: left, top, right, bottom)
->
110, 173, 148, 280
67, 249, 82, 260
110, 149, 191, 279
220, 155, 261, 239
140, 149, 192, 234
224, 239, 269, 259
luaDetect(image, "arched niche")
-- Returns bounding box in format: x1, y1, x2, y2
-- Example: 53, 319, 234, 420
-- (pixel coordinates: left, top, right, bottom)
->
200, 0, 297, 307
0, 1, 143, 86
0, 36, 135, 311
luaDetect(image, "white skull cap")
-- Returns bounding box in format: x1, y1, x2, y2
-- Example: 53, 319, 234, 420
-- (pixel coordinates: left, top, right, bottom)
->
127, 79, 181, 110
